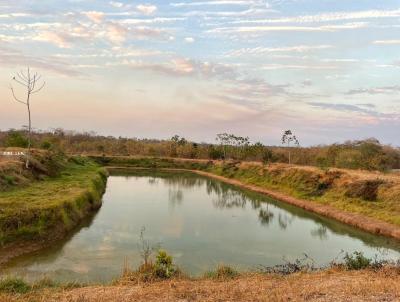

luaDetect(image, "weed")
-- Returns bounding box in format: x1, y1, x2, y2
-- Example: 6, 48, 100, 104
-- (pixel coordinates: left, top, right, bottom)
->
343, 251, 388, 270
205, 265, 239, 279
0, 278, 31, 294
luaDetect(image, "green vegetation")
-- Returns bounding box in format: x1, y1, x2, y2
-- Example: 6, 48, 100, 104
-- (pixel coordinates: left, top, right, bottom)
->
3, 130, 29, 148
343, 252, 373, 270
1, 129, 399, 172
0, 154, 107, 246
154, 250, 177, 279
204, 265, 239, 280
0, 278, 30, 294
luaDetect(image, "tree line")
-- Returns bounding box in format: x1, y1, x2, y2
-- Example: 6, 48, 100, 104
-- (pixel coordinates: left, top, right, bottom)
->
1, 129, 399, 172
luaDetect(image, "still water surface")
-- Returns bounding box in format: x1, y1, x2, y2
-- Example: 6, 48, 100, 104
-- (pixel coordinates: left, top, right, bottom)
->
2, 170, 400, 283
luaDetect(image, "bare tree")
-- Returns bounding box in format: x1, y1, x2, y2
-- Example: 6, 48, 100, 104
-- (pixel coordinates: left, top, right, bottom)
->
281, 130, 300, 165
10, 67, 45, 168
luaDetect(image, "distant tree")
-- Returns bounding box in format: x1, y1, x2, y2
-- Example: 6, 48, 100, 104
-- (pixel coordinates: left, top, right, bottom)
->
281, 130, 300, 164
216, 133, 230, 159
10, 67, 45, 168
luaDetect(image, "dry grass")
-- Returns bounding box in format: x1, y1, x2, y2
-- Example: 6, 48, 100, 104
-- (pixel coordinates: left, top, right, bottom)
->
2, 268, 400, 302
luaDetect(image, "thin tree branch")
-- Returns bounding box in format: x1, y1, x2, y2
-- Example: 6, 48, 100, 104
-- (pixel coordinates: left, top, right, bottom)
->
12, 77, 30, 88
10, 85, 27, 105
31, 81, 45, 94
16, 72, 29, 84
18, 70, 29, 81
30, 75, 37, 92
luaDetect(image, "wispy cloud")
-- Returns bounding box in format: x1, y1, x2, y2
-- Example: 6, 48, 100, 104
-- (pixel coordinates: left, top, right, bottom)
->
227, 9, 400, 24
207, 22, 367, 34
170, 1, 254, 7
346, 86, 400, 95
308, 102, 377, 115
226, 44, 332, 57
373, 40, 400, 45
0, 45, 83, 76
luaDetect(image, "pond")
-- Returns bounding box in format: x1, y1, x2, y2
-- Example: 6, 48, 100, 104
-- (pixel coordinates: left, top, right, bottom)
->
2, 170, 400, 283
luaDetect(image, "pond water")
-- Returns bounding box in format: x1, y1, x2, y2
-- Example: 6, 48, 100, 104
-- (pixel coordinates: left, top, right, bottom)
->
2, 170, 400, 283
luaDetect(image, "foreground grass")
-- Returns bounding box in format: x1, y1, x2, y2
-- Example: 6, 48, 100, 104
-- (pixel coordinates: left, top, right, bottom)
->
1, 267, 400, 302
0, 157, 107, 247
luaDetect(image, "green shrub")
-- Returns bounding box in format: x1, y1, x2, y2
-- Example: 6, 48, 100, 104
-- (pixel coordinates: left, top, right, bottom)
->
0, 277, 31, 294
154, 250, 176, 279
344, 251, 371, 270
205, 265, 239, 279
40, 141, 52, 150
4, 131, 29, 148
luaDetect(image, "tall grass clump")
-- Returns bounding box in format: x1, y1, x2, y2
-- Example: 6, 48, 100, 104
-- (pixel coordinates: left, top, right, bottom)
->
0, 277, 30, 294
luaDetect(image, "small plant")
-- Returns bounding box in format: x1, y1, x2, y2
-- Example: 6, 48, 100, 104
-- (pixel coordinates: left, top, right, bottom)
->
0, 277, 31, 294
154, 250, 176, 279
343, 251, 371, 270
138, 227, 159, 266
205, 265, 239, 279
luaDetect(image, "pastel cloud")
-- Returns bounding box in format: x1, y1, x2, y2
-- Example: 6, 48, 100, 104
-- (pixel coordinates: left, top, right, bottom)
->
137, 4, 158, 15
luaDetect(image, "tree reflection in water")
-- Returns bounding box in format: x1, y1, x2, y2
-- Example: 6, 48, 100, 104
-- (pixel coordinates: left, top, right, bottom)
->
168, 189, 184, 207
278, 213, 295, 230
311, 225, 328, 240
143, 172, 297, 230
258, 208, 274, 226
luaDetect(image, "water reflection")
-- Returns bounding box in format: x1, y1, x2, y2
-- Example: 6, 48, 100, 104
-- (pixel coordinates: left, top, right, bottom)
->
258, 208, 274, 226
311, 225, 328, 240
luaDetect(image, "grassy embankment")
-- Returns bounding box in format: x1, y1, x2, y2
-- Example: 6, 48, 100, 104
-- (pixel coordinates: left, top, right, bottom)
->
91, 156, 400, 234
0, 149, 108, 260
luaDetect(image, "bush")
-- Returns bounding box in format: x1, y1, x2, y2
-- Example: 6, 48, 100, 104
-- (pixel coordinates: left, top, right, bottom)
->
262, 149, 274, 164
0, 277, 30, 294
205, 265, 239, 279
40, 141, 52, 150
344, 179, 384, 201
154, 250, 176, 279
344, 252, 371, 270
4, 131, 29, 148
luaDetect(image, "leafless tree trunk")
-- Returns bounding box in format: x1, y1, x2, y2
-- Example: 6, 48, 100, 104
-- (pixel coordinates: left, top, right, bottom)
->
10, 67, 45, 168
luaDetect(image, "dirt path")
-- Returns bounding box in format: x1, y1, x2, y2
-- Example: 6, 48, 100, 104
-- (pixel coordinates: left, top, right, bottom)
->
3, 269, 400, 302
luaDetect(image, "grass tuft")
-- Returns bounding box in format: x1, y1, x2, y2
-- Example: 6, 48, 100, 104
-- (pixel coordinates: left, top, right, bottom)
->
0, 278, 31, 294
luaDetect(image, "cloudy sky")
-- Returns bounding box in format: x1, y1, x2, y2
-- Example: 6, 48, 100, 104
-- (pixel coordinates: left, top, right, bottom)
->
0, 0, 399, 145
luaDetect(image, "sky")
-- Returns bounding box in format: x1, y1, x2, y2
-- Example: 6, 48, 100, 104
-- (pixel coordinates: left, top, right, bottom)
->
0, 0, 399, 146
